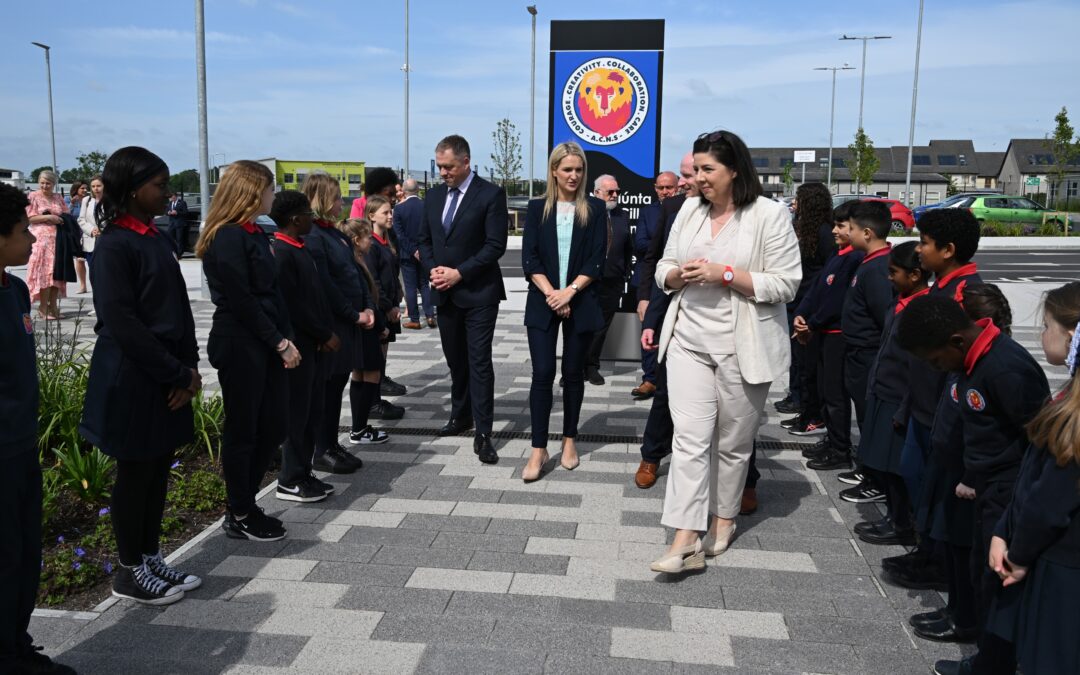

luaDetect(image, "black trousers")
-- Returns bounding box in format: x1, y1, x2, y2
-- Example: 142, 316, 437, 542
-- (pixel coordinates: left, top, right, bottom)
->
111, 453, 173, 565
437, 302, 498, 435
280, 347, 322, 487
640, 357, 673, 464
799, 333, 823, 420
843, 347, 875, 429
210, 335, 288, 515
971, 481, 1017, 675
0, 450, 41, 663
786, 304, 803, 406
871, 468, 913, 530
945, 542, 978, 630
170, 222, 190, 258
820, 333, 851, 451
527, 319, 593, 448
586, 278, 624, 372
318, 372, 349, 456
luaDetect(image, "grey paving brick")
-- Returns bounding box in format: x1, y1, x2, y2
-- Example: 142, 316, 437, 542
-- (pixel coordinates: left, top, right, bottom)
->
150, 598, 270, 632
485, 517, 578, 539
854, 644, 937, 675
730, 636, 861, 674
398, 512, 491, 533
544, 653, 675, 675
555, 598, 672, 630
431, 530, 527, 553
370, 614, 496, 645
277, 540, 380, 563
338, 525, 438, 548
304, 561, 415, 586
371, 545, 474, 569
487, 617, 611, 656
467, 550, 570, 575
721, 587, 840, 617
336, 585, 453, 616
420, 486, 504, 503
182, 630, 310, 668
499, 490, 583, 507
415, 644, 546, 675
442, 591, 560, 621
613, 578, 726, 609
288, 636, 425, 674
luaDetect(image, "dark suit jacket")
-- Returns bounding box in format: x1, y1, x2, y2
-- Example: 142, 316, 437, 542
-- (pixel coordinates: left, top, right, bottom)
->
417, 175, 508, 308
632, 202, 662, 288
521, 196, 607, 334
168, 199, 188, 229
603, 206, 633, 281
393, 196, 424, 263
640, 194, 687, 331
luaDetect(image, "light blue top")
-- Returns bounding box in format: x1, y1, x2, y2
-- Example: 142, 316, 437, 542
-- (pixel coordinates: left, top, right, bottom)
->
555, 202, 575, 288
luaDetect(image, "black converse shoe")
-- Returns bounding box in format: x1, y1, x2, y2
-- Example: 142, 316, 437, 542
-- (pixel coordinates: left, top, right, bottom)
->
306, 474, 335, 494
837, 469, 865, 485
349, 425, 389, 445
839, 482, 887, 503
222, 510, 286, 541
276, 480, 328, 503
144, 552, 202, 591
112, 562, 184, 605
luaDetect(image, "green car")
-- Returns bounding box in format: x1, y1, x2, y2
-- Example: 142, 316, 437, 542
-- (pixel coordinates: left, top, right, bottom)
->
955, 195, 1079, 230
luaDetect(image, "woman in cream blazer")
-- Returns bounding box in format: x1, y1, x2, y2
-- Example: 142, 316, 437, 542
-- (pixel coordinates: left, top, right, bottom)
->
77, 176, 104, 271
649, 131, 801, 575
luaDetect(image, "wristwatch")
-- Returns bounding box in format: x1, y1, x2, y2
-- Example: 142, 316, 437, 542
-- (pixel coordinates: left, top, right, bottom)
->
721, 265, 735, 286
570, 283, 580, 292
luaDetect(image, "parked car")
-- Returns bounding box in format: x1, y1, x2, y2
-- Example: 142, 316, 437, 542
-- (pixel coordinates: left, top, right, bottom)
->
912, 192, 999, 223
831, 194, 915, 232
954, 195, 1079, 231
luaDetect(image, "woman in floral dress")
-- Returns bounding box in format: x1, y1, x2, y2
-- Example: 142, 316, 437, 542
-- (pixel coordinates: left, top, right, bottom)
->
25, 170, 69, 319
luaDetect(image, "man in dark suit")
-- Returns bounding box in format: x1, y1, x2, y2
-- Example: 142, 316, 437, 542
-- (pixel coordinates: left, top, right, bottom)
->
584, 174, 632, 386
167, 192, 189, 259
417, 135, 508, 464
394, 178, 434, 330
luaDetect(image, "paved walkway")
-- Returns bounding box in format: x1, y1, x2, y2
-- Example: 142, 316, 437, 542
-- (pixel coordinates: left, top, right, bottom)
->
29, 292, 1065, 674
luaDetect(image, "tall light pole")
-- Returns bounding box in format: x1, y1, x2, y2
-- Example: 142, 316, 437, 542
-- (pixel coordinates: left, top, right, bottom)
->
31, 42, 57, 174
403, 0, 410, 179
527, 5, 538, 199
904, 0, 925, 207
814, 65, 854, 190
840, 34, 891, 195
194, 0, 211, 224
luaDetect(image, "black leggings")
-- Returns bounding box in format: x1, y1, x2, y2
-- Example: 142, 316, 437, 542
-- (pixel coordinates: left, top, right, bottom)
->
111, 453, 173, 566
527, 321, 593, 448
318, 372, 350, 456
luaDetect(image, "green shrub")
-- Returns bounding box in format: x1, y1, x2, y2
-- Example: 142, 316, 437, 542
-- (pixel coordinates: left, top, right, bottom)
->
53, 446, 114, 504
40, 460, 64, 529
1036, 221, 1066, 236
36, 315, 91, 461
39, 513, 115, 606
979, 220, 1025, 237
167, 466, 227, 513
186, 391, 225, 461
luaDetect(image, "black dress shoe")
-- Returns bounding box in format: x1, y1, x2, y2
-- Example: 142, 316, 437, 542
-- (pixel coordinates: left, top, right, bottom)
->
857, 521, 916, 546
774, 396, 802, 415
932, 656, 974, 675
438, 418, 474, 437
474, 434, 499, 464
883, 563, 948, 591
853, 517, 891, 536
914, 617, 978, 643
312, 449, 357, 474
806, 447, 852, 471
329, 444, 363, 470
369, 400, 405, 420
800, 439, 829, 458
585, 369, 605, 385
882, 549, 930, 573
380, 377, 407, 397
909, 608, 947, 628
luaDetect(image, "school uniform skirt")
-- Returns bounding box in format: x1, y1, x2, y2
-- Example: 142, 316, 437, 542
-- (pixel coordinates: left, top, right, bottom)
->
916, 455, 975, 544
354, 325, 385, 372
323, 319, 356, 377
987, 558, 1080, 674
857, 395, 906, 474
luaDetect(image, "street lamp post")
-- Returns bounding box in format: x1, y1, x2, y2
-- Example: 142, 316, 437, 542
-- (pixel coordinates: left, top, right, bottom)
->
814, 65, 854, 191
194, 0, 211, 228
904, 0, 925, 207
840, 34, 891, 195
403, 0, 410, 179
527, 5, 537, 199
31, 42, 57, 174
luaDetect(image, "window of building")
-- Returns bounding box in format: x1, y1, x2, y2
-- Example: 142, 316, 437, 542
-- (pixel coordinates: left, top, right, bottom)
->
1068, 180, 1079, 198
779, 158, 794, 168
832, 158, 846, 168
958, 154, 967, 166
1029, 154, 1055, 165
752, 157, 769, 168
925, 191, 940, 201
348, 174, 362, 183
911, 155, 931, 165
283, 173, 294, 184
937, 155, 958, 166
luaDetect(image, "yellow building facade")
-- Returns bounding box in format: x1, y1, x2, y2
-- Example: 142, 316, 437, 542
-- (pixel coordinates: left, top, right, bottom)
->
257, 158, 366, 197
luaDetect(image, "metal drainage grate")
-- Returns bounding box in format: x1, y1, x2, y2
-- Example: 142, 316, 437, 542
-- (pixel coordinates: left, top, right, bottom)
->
340, 427, 818, 448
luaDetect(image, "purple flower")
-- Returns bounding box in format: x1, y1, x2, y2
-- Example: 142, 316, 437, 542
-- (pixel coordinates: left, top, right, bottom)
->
72, 562, 81, 571
75, 547, 86, 557
103, 561, 113, 574
171, 461, 181, 469
56, 535, 64, 544
98, 507, 110, 517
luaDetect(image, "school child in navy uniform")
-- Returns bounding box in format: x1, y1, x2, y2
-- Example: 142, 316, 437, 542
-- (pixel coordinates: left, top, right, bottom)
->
198, 160, 298, 542
300, 174, 371, 474
849, 242, 928, 543
986, 281, 1080, 675
268, 191, 342, 503
0, 184, 75, 674
909, 284, 1012, 645
340, 218, 390, 446
816, 200, 897, 475
79, 147, 203, 605
896, 295, 1050, 675
362, 195, 404, 439
886, 208, 984, 583
793, 206, 864, 468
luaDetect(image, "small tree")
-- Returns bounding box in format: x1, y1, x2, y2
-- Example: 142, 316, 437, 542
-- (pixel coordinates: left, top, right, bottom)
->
489, 118, 523, 191
781, 163, 794, 196
1046, 106, 1080, 209
941, 173, 959, 197
29, 166, 53, 182
169, 169, 200, 195
74, 151, 108, 179
848, 128, 880, 195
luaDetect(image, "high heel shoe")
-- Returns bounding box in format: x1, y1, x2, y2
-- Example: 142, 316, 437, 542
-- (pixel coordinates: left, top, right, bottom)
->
559, 440, 580, 470
649, 539, 705, 574
701, 522, 737, 556
522, 449, 549, 483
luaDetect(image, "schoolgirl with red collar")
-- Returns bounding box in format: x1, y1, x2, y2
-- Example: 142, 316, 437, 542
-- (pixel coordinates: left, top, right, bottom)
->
364, 195, 406, 425
79, 147, 202, 606
197, 160, 298, 543
897, 294, 1050, 675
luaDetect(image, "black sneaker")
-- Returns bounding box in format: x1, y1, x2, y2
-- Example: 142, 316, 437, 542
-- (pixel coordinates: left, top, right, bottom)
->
222, 510, 286, 542
15, 646, 76, 675
380, 377, 407, 396
313, 448, 358, 474
837, 469, 865, 485
369, 400, 404, 420
349, 425, 389, 445
143, 552, 202, 592
586, 369, 605, 386
306, 474, 335, 494
253, 505, 284, 529
840, 482, 886, 503
329, 444, 363, 469
780, 414, 803, 429
774, 396, 802, 415
276, 480, 328, 503
112, 562, 185, 606
806, 447, 852, 471
789, 419, 827, 436
801, 439, 829, 458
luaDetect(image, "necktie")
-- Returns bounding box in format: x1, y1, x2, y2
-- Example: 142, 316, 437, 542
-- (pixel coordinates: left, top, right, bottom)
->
442, 188, 460, 234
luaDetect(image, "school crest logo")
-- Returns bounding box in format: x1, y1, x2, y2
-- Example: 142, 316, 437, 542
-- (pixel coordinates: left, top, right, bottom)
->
22, 313, 33, 334
826, 274, 836, 286
966, 388, 987, 412
562, 58, 649, 146
950, 383, 959, 403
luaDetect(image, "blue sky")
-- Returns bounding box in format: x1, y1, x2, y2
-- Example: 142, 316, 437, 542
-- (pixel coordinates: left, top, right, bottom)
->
3, 0, 1078, 179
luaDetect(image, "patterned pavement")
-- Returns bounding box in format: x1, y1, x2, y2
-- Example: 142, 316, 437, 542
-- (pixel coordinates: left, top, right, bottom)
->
29, 291, 1065, 674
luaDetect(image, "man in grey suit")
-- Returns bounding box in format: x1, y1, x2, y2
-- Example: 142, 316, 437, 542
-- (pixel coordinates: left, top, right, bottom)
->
416, 135, 508, 464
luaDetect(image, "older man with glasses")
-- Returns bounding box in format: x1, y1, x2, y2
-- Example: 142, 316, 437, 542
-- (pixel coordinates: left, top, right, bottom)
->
584, 174, 632, 386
